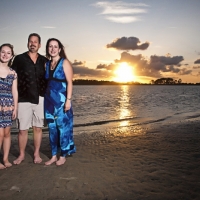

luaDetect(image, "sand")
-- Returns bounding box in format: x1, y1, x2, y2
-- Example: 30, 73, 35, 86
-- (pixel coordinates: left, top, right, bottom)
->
0, 120, 200, 200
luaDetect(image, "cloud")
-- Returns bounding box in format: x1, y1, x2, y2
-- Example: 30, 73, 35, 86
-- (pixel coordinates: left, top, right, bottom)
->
72, 61, 112, 78
178, 68, 193, 75
41, 26, 56, 29
115, 51, 160, 77
193, 66, 200, 69
115, 51, 189, 77
150, 55, 184, 66
194, 59, 200, 64
93, 1, 148, 23
72, 52, 190, 80
96, 63, 116, 71
105, 16, 140, 23
107, 37, 149, 51
94, 1, 148, 15
72, 60, 85, 66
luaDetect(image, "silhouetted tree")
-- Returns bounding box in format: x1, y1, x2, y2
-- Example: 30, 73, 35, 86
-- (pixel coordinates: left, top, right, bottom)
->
154, 78, 174, 84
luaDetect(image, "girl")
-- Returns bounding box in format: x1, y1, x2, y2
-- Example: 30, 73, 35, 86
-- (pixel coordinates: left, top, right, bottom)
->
0, 44, 18, 169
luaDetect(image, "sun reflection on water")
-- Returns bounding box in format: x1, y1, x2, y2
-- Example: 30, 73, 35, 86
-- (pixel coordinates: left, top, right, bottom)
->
117, 85, 143, 136
118, 85, 130, 127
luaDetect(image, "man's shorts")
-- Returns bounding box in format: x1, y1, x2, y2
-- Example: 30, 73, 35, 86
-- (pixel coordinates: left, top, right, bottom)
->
17, 96, 44, 130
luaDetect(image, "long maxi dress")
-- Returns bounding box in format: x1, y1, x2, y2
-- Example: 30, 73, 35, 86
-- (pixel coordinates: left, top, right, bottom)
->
44, 58, 76, 157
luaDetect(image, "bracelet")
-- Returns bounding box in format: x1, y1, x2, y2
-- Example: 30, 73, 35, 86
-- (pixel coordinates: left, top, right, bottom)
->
67, 97, 72, 100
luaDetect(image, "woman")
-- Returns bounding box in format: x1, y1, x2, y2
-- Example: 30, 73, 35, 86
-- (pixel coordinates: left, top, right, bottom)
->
0, 44, 18, 169
44, 38, 76, 166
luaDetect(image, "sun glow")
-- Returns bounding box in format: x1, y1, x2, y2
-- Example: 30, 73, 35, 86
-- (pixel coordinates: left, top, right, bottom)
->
113, 62, 135, 82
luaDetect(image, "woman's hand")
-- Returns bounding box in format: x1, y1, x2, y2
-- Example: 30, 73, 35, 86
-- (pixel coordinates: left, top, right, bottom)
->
12, 109, 17, 119
64, 100, 71, 112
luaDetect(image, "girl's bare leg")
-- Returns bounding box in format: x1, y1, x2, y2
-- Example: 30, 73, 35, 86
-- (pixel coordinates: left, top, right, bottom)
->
0, 128, 5, 169
3, 127, 12, 167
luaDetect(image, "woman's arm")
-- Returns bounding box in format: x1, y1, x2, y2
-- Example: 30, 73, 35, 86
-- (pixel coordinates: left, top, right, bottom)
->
12, 78, 18, 119
63, 59, 73, 111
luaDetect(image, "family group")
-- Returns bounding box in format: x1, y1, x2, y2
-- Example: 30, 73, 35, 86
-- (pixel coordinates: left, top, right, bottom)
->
0, 33, 76, 169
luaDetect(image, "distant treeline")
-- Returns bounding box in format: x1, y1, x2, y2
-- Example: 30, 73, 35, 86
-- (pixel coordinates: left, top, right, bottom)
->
151, 78, 200, 85
74, 79, 120, 85
73, 78, 200, 85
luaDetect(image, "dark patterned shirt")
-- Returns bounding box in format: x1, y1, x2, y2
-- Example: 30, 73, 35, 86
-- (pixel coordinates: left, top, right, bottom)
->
11, 52, 48, 104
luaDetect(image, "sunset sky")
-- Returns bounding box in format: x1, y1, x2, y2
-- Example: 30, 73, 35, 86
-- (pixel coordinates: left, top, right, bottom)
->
0, 0, 200, 83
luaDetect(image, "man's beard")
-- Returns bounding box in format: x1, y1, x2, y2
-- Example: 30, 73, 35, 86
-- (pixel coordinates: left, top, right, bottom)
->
29, 46, 37, 53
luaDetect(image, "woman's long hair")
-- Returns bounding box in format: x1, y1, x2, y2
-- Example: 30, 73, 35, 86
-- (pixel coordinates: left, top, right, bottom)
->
0, 43, 14, 67
46, 38, 67, 60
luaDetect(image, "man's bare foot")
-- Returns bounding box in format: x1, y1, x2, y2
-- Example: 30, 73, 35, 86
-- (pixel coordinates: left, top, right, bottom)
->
4, 161, 12, 168
0, 163, 6, 169
13, 156, 24, 165
56, 157, 66, 166
45, 156, 57, 166
34, 156, 42, 164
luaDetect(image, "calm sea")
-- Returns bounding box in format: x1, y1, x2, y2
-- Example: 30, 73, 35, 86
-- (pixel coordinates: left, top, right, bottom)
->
72, 85, 200, 133
11, 85, 200, 134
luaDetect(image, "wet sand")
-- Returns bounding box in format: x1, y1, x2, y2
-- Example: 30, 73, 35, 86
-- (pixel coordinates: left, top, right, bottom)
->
0, 120, 200, 200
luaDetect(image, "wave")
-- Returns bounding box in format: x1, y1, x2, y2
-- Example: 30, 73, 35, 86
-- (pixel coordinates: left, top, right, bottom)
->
185, 114, 200, 119
74, 117, 139, 127
74, 116, 172, 128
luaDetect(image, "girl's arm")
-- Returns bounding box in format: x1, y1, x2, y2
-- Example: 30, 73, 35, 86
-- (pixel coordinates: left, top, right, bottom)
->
12, 78, 18, 119
63, 59, 73, 112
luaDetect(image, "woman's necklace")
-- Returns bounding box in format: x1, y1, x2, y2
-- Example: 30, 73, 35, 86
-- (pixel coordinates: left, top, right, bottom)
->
50, 58, 60, 70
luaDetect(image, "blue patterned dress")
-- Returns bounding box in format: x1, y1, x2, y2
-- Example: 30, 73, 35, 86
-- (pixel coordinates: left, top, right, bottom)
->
44, 58, 76, 157
0, 68, 17, 128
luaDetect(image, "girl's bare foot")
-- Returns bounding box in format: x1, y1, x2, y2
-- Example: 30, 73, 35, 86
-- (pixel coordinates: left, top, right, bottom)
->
4, 161, 12, 168
0, 163, 6, 169
56, 157, 66, 166
45, 156, 57, 166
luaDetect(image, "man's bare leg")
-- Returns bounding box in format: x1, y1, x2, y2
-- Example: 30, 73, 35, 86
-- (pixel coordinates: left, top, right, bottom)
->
13, 130, 28, 165
3, 127, 12, 167
33, 126, 42, 163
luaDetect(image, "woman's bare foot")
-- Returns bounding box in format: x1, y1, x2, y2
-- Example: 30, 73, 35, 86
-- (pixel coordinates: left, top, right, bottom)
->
45, 156, 57, 166
56, 157, 66, 166
13, 156, 24, 165
0, 163, 6, 169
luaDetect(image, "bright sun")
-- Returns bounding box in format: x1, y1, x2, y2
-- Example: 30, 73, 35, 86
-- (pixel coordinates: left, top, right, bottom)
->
113, 62, 135, 83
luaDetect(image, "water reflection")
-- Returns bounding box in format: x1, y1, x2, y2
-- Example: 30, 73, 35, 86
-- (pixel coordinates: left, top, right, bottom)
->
117, 85, 144, 135
118, 85, 131, 127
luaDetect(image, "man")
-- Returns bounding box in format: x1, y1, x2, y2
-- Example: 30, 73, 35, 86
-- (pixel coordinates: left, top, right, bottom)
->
11, 33, 48, 164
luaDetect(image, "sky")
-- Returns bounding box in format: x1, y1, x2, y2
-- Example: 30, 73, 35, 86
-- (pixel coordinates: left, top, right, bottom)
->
0, 0, 200, 83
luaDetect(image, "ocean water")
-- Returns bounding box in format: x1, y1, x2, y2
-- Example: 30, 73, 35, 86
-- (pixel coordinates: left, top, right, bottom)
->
11, 85, 200, 134
72, 85, 200, 133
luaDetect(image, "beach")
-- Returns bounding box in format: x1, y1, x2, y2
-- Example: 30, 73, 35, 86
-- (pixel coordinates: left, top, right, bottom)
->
0, 119, 200, 200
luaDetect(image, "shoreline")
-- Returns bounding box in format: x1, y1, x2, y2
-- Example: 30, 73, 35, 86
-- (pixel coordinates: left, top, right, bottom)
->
1, 120, 200, 200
